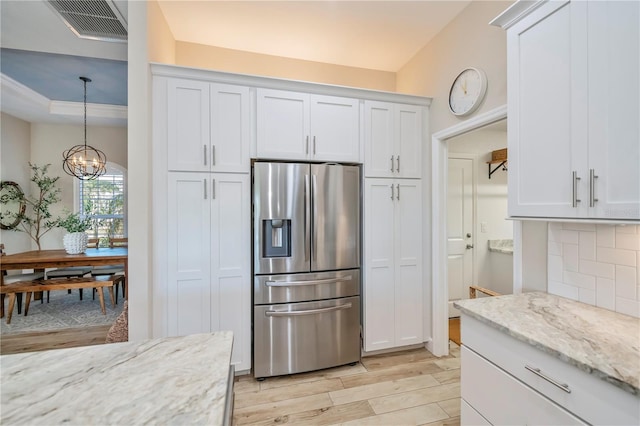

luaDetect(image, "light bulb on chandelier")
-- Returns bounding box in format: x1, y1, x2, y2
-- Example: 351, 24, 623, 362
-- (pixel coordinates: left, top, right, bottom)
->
62, 76, 107, 180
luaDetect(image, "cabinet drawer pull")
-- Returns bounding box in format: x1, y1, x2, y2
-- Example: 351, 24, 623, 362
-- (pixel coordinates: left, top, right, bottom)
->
203, 145, 207, 166
306, 136, 309, 154
313, 136, 316, 155
390, 156, 394, 172
396, 184, 400, 200
589, 169, 599, 207
204, 179, 207, 200
266, 303, 352, 317
212, 145, 216, 166
212, 178, 216, 200
572, 171, 581, 208
390, 184, 394, 200
396, 156, 400, 173
525, 365, 571, 393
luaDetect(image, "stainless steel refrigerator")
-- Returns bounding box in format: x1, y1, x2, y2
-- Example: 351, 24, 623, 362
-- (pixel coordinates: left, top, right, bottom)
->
252, 161, 361, 379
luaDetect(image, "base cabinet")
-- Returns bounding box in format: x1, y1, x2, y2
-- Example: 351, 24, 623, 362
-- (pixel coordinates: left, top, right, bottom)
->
363, 178, 422, 351
167, 172, 251, 372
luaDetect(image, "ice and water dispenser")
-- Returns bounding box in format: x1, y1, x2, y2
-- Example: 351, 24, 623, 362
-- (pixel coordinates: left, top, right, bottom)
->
262, 219, 291, 258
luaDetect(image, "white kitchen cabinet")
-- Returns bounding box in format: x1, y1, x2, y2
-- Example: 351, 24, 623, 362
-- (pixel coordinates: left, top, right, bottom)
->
503, 0, 639, 220
167, 172, 251, 371
166, 78, 250, 173
256, 88, 360, 162
364, 101, 422, 179
461, 313, 639, 426
363, 178, 423, 352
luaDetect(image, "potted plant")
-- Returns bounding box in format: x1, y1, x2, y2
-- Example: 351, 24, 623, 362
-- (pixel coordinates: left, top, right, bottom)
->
58, 211, 93, 254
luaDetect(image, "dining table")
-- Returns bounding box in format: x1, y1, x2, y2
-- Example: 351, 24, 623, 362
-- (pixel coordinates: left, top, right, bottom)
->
1, 248, 128, 316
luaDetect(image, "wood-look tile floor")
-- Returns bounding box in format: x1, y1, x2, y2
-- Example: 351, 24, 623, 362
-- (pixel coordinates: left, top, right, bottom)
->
233, 343, 461, 426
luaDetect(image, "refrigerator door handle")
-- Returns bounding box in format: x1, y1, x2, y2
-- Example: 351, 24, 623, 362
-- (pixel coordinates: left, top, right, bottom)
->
266, 275, 353, 287
312, 174, 318, 261
265, 303, 352, 317
304, 174, 310, 261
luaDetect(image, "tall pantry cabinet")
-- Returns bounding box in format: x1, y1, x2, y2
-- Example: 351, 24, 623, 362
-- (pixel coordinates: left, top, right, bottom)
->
153, 75, 251, 372
363, 100, 425, 352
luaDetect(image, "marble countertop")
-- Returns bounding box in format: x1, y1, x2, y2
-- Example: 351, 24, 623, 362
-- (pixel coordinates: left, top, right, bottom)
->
487, 239, 513, 254
455, 292, 639, 396
1, 332, 233, 425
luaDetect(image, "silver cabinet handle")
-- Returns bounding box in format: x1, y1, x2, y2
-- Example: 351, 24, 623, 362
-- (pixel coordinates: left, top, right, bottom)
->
212, 145, 216, 166
313, 136, 316, 155
572, 171, 581, 207
211, 178, 215, 200
390, 156, 394, 172
306, 136, 309, 154
396, 156, 400, 173
266, 276, 353, 287
589, 169, 599, 207
525, 365, 571, 393
203, 179, 207, 200
266, 303, 352, 317
396, 184, 400, 200
390, 184, 394, 200
203, 145, 207, 166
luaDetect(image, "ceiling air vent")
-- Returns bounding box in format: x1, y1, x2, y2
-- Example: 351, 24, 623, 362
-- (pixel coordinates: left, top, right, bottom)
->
47, 0, 127, 42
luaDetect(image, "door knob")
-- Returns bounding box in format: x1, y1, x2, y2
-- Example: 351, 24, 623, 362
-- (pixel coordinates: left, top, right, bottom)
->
466, 244, 474, 249
466, 233, 472, 238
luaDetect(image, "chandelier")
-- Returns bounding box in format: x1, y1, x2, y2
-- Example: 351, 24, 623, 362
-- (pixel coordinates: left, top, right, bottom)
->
62, 76, 107, 180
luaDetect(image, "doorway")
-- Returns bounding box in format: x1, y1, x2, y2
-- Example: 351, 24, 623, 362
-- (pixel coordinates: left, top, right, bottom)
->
429, 105, 508, 357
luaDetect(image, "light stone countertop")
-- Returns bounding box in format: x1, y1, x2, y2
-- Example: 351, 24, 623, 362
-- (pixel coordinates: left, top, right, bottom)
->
487, 238, 513, 254
455, 292, 640, 396
1, 331, 233, 425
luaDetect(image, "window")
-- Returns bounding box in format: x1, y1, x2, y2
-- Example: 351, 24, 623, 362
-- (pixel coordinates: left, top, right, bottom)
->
78, 163, 126, 245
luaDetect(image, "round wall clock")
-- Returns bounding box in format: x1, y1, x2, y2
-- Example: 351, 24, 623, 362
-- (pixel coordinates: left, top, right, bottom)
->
448, 67, 488, 116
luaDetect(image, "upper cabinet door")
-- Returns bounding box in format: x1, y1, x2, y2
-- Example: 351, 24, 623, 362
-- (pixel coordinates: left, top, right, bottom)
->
210, 84, 251, 173
395, 105, 422, 179
587, 1, 640, 219
167, 79, 211, 172
256, 89, 310, 160
507, 1, 587, 218
310, 95, 360, 162
365, 101, 395, 178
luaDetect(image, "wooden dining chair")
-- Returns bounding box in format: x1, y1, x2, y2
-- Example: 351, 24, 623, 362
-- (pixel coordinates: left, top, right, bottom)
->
0, 244, 45, 317
91, 237, 127, 303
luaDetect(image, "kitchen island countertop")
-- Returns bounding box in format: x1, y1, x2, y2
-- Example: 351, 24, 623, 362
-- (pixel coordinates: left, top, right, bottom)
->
1, 331, 233, 425
455, 292, 639, 396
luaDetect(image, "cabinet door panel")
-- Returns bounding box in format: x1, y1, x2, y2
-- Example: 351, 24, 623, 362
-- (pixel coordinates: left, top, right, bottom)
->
257, 89, 309, 160
508, 2, 586, 218
311, 95, 360, 162
212, 174, 251, 371
396, 105, 422, 178
365, 101, 394, 178
588, 1, 640, 219
364, 179, 396, 351
168, 173, 212, 336
167, 79, 210, 172
211, 84, 250, 173
394, 180, 423, 345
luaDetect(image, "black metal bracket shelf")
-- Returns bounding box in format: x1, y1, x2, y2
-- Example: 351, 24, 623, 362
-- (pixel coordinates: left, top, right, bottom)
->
488, 161, 507, 179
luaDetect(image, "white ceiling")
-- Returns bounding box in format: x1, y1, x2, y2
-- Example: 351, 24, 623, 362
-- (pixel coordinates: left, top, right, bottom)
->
157, 0, 471, 72
1, 0, 472, 126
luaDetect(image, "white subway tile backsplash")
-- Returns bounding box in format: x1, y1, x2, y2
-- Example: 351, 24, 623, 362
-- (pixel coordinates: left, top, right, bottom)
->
578, 231, 596, 260
596, 277, 616, 310
596, 224, 615, 248
579, 259, 614, 279
597, 247, 636, 267
615, 297, 640, 317
548, 223, 640, 318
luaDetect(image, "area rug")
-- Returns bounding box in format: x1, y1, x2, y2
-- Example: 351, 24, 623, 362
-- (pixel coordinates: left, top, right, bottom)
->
1, 288, 124, 335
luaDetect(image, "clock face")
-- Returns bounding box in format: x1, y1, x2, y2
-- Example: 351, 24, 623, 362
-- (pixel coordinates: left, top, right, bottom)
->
449, 68, 487, 116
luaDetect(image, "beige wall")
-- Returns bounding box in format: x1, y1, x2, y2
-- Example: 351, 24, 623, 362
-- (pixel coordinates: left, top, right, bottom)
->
0, 113, 32, 253
397, 1, 511, 134
28, 123, 127, 249
149, 0, 176, 64
175, 41, 396, 91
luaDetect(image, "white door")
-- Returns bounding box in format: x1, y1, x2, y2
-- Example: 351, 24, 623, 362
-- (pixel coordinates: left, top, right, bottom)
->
210, 83, 251, 173
447, 158, 473, 318
310, 94, 360, 162
256, 88, 309, 160
396, 104, 422, 179
364, 101, 394, 178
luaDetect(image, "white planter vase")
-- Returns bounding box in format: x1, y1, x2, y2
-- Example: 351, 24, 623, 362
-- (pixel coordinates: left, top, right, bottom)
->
63, 232, 88, 254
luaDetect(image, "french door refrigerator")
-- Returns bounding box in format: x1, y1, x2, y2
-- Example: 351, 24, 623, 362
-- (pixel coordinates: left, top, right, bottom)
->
252, 161, 361, 379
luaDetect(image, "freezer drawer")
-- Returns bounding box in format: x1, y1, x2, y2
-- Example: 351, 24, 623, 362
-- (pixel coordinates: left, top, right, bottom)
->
253, 296, 361, 378
254, 269, 360, 305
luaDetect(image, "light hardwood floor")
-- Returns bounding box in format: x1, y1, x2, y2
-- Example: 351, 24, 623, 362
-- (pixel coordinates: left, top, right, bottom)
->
233, 343, 461, 426
0, 325, 111, 355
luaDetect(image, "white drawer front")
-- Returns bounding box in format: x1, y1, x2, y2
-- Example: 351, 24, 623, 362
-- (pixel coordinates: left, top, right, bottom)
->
462, 314, 639, 426
461, 399, 491, 426
461, 346, 585, 425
